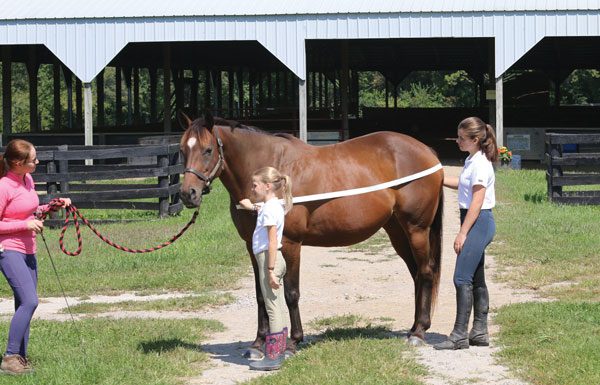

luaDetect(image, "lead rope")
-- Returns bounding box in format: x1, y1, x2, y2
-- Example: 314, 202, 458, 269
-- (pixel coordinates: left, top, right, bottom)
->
41, 199, 199, 256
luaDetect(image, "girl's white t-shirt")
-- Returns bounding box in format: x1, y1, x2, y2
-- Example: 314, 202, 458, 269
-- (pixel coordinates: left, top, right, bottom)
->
252, 197, 285, 255
458, 150, 496, 209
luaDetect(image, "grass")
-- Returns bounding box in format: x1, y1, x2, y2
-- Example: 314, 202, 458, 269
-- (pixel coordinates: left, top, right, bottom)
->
0, 180, 250, 297
494, 302, 600, 385
62, 293, 235, 314
243, 323, 425, 385
0, 317, 222, 385
490, 169, 600, 297
490, 168, 600, 385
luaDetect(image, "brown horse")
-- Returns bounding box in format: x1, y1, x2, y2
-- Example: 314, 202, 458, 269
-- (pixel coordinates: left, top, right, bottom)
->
179, 112, 444, 352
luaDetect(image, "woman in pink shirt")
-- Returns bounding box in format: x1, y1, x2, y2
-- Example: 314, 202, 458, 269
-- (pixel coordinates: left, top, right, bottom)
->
0, 139, 70, 375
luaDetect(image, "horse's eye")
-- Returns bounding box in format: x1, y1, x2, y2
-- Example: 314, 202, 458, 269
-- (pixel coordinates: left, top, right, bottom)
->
204, 148, 213, 156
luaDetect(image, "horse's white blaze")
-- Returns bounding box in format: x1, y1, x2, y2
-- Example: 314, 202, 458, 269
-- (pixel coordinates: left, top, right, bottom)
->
187, 137, 197, 150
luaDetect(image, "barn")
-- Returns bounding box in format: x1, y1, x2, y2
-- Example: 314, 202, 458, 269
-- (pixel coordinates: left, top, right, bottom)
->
2, 0, 600, 159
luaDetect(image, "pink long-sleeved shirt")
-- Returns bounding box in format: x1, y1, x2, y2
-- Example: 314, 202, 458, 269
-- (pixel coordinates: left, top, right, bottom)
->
0, 170, 48, 254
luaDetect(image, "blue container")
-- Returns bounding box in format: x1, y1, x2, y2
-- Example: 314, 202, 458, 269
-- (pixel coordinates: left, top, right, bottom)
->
510, 154, 521, 170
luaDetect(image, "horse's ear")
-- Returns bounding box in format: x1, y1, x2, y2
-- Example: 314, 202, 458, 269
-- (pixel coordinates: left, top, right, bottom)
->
177, 110, 192, 130
204, 110, 214, 132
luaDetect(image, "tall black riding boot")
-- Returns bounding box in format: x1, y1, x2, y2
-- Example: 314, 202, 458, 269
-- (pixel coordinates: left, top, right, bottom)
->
434, 284, 473, 350
469, 286, 489, 346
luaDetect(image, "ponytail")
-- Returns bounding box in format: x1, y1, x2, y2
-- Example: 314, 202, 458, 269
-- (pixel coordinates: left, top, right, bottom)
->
482, 124, 499, 162
281, 174, 293, 214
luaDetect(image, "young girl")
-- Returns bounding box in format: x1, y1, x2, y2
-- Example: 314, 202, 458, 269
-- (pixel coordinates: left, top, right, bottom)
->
239, 166, 292, 371
0, 139, 71, 374
434, 117, 497, 350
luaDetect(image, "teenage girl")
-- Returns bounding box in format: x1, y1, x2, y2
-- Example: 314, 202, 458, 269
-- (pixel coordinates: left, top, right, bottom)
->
434, 117, 497, 350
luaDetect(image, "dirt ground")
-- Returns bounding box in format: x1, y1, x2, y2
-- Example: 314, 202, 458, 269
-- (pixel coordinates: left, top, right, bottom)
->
0, 166, 539, 385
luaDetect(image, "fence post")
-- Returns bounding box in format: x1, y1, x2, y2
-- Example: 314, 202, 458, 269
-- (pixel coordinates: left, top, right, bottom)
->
547, 141, 563, 201
158, 154, 169, 217
46, 159, 59, 219
169, 149, 181, 209
57, 144, 70, 194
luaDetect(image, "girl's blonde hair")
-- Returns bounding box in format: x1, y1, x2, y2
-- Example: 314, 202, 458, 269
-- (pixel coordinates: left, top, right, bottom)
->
253, 166, 293, 214
458, 117, 499, 162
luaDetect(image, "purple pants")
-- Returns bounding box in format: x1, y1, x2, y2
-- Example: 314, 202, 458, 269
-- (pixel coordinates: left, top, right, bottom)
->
0, 250, 38, 357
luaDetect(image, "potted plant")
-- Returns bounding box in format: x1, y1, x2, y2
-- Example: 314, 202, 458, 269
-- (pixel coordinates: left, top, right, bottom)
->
498, 146, 512, 167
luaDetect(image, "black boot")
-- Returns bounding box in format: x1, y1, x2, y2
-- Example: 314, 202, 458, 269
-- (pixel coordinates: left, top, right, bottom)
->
469, 286, 489, 346
434, 284, 473, 350
249, 329, 286, 371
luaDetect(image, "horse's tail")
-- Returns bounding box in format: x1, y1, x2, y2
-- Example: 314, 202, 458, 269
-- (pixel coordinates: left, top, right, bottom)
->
429, 180, 444, 313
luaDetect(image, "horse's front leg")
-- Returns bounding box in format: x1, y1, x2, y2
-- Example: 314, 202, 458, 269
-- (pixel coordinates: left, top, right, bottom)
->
243, 244, 270, 359
282, 240, 303, 353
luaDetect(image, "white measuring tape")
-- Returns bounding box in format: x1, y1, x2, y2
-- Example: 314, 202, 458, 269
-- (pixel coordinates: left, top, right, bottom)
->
236, 163, 442, 209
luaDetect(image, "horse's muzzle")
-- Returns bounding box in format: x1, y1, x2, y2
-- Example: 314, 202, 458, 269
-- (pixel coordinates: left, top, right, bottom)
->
180, 187, 203, 208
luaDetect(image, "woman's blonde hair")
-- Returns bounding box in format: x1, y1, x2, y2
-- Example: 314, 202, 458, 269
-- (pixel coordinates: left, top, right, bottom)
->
458, 117, 499, 162
0, 139, 34, 177
253, 166, 293, 214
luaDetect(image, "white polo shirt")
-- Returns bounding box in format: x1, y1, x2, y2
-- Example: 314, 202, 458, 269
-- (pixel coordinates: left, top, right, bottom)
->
458, 150, 496, 209
252, 197, 285, 255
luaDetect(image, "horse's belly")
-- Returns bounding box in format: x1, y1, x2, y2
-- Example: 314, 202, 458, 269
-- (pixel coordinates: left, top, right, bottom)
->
301, 217, 387, 247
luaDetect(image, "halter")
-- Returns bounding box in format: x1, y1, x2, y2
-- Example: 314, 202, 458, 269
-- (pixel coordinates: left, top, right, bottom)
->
184, 128, 225, 195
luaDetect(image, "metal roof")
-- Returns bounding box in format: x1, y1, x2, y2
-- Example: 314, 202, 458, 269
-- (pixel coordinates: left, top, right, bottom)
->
2, 0, 600, 20
1, 2, 600, 82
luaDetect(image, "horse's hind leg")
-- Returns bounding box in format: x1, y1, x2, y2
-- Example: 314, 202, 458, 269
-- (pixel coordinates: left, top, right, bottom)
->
403, 224, 436, 346
281, 240, 303, 353
383, 219, 421, 334
244, 243, 270, 359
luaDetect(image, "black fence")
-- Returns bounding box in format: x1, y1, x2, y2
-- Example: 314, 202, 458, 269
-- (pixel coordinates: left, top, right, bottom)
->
546, 132, 600, 205
5, 143, 185, 218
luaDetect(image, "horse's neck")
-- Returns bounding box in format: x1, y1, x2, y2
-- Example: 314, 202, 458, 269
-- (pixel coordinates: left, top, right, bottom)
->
218, 127, 284, 201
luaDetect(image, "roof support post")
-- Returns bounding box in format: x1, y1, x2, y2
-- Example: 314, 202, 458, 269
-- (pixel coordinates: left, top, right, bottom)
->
163, 45, 171, 132
298, 78, 307, 143
53, 60, 62, 131
26, 46, 39, 133
495, 75, 503, 147
340, 41, 349, 141
83, 82, 93, 165
2, 46, 12, 143
96, 69, 105, 127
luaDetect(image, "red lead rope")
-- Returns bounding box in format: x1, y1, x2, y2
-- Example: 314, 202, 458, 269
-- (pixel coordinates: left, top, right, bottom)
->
40, 199, 199, 256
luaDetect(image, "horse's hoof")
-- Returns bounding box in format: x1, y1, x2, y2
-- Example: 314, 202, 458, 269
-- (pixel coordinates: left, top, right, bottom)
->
407, 336, 426, 347
243, 348, 264, 360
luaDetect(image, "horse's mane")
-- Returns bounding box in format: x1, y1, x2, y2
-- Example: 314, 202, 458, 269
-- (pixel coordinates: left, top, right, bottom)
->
190, 116, 298, 142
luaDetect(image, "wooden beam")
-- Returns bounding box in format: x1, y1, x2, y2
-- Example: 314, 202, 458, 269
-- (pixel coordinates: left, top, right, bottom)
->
2, 46, 12, 139
53, 61, 62, 130
62, 65, 73, 130
27, 46, 39, 132
133, 67, 140, 124
115, 67, 123, 125
149, 67, 157, 123
163, 45, 171, 132
76, 78, 83, 129
96, 70, 105, 127
237, 69, 244, 118
228, 70, 235, 118
340, 41, 349, 140
122, 67, 132, 125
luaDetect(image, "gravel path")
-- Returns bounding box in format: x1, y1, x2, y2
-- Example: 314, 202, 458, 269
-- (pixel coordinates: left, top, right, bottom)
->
0, 166, 538, 385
